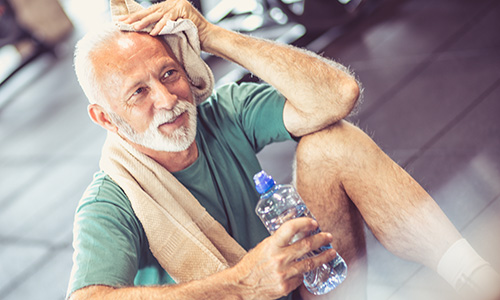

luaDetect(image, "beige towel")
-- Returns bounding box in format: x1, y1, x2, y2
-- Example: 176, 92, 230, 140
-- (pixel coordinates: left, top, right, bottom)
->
100, 132, 247, 283
110, 0, 214, 104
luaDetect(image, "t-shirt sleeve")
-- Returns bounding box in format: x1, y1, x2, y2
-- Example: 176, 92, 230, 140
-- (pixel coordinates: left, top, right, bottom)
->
209, 82, 294, 153
66, 175, 143, 298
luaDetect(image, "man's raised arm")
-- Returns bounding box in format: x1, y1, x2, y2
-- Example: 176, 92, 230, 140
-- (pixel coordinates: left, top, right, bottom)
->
119, 0, 360, 137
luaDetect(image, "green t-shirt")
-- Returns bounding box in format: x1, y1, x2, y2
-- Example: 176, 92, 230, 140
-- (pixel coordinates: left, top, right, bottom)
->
67, 82, 294, 298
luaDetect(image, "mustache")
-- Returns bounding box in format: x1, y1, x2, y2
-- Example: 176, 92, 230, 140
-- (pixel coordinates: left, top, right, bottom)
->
151, 100, 193, 127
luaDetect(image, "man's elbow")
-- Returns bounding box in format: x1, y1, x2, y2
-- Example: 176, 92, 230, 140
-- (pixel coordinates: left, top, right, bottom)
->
347, 78, 361, 105
339, 78, 361, 119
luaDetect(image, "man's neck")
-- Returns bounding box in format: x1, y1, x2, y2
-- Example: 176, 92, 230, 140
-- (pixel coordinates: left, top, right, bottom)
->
131, 141, 199, 173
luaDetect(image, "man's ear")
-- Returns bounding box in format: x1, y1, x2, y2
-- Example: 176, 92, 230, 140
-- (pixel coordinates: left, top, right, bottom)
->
88, 104, 118, 132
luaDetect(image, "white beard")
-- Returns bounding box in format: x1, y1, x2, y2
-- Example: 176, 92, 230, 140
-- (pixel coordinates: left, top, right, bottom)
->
108, 100, 197, 152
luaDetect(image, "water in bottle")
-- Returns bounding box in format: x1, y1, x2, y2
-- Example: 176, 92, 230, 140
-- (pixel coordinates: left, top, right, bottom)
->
253, 170, 347, 295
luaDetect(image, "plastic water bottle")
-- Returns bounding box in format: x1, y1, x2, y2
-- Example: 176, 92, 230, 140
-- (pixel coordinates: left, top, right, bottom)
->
253, 170, 347, 295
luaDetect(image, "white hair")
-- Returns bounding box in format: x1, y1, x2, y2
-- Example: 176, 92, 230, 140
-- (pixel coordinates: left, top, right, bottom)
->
73, 23, 121, 110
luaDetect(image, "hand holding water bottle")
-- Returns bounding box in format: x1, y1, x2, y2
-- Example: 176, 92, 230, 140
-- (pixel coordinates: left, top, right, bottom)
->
254, 170, 348, 295
231, 217, 338, 299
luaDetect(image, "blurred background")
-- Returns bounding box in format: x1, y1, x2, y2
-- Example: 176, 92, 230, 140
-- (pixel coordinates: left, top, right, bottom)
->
0, 0, 499, 299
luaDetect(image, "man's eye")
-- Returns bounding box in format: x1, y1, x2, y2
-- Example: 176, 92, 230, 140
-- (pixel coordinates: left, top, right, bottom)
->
162, 70, 177, 80
133, 87, 144, 96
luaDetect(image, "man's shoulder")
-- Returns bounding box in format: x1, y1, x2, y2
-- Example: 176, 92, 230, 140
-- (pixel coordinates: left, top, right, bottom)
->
206, 82, 277, 104
197, 82, 282, 123
77, 170, 132, 214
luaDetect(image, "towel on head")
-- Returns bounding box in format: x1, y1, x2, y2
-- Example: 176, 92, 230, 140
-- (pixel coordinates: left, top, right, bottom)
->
110, 0, 214, 104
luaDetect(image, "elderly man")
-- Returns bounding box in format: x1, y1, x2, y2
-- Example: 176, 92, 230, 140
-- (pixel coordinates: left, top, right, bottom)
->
67, 0, 499, 299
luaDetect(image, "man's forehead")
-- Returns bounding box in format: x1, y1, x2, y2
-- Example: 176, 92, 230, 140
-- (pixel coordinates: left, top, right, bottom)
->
110, 32, 172, 55
92, 31, 182, 74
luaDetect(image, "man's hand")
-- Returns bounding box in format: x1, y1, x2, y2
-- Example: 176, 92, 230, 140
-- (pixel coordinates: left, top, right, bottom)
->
117, 0, 211, 42
230, 217, 337, 300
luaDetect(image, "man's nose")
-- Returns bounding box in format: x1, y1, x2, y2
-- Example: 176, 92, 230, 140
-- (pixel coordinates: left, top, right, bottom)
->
151, 80, 178, 110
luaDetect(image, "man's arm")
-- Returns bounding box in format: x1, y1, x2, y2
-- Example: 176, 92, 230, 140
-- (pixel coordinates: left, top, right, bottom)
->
69, 218, 336, 300
119, 0, 360, 137
203, 29, 360, 137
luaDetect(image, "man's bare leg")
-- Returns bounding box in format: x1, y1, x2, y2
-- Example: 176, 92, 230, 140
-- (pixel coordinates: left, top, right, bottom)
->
294, 120, 462, 299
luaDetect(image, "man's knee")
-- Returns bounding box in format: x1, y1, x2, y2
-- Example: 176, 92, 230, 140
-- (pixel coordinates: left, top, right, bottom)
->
295, 120, 376, 174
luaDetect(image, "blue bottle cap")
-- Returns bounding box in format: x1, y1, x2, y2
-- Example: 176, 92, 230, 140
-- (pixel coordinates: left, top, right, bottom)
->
253, 170, 276, 194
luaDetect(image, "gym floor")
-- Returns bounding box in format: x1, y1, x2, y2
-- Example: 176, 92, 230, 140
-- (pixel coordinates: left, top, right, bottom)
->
0, 0, 499, 299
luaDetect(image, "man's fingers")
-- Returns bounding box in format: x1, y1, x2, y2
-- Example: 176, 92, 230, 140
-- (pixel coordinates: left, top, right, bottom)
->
115, 1, 208, 38
150, 16, 170, 36
273, 217, 318, 247
115, 14, 128, 21
116, 3, 168, 27
287, 232, 334, 262
133, 11, 164, 30
289, 248, 338, 279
